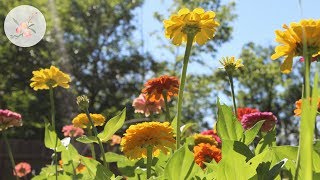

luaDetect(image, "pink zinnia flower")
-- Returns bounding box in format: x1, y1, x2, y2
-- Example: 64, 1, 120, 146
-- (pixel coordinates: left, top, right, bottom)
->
241, 112, 277, 132
14, 162, 31, 177
201, 129, 222, 145
0, 109, 22, 131
132, 94, 165, 117
62, 125, 84, 137
110, 135, 121, 146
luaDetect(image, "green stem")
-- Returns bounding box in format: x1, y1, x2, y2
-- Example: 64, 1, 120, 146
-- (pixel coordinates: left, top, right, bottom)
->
176, 34, 194, 149
228, 74, 237, 113
162, 91, 171, 121
87, 129, 96, 160
295, 55, 312, 179
146, 146, 153, 179
84, 109, 108, 168
3, 132, 19, 180
49, 87, 58, 180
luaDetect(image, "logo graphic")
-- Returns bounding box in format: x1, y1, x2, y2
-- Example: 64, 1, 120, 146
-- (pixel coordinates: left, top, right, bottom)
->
4, 5, 46, 47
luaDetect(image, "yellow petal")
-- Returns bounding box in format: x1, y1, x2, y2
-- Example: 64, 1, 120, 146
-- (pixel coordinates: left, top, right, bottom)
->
280, 53, 294, 74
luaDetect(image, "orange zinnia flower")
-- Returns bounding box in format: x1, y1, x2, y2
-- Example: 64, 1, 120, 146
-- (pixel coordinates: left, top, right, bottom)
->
142, 75, 179, 102
294, 98, 320, 116
193, 143, 221, 169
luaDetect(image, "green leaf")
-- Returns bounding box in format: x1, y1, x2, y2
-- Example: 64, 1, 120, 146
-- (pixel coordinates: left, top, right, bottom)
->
241, 120, 264, 145
255, 128, 276, 155
12, 18, 19, 25
215, 140, 256, 179
76, 135, 98, 144
44, 121, 64, 152
216, 99, 243, 141
81, 156, 113, 179
61, 144, 80, 175
164, 145, 202, 180
98, 108, 126, 142
29, 28, 36, 33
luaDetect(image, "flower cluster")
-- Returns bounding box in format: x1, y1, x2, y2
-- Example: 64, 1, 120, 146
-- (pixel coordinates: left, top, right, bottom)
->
237, 107, 259, 121
271, 19, 320, 73
0, 109, 22, 131
164, 8, 220, 45
200, 129, 221, 146
121, 122, 175, 160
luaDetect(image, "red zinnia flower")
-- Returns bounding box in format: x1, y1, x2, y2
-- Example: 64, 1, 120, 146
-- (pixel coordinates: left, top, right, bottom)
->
142, 75, 179, 102
201, 129, 221, 146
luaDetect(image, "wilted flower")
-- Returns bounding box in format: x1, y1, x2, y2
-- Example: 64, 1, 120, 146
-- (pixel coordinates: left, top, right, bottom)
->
237, 107, 259, 121
30, 66, 71, 90
121, 122, 175, 160
62, 125, 84, 137
14, 162, 31, 177
132, 94, 165, 117
294, 98, 320, 116
271, 19, 320, 73
0, 109, 22, 131
219, 56, 244, 75
241, 112, 277, 132
72, 113, 105, 129
193, 134, 218, 147
193, 143, 221, 169
163, 8, 220, 45
142, 75, 179, 102
110, 135, 121, 146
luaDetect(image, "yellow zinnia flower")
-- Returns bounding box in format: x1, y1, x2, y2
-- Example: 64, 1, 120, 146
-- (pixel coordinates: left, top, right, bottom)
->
219, 56, 244, 73
193, 134, 218, 147
163, 7, 220, 45
72, 113, 105, 129
121, 122, 175, 160
271, 19, 320, 73
30, 66, 71, 91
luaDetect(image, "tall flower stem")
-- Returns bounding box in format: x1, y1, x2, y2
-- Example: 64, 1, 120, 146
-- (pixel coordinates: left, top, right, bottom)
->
87, 128, 96, 159
295, 54, 314, 179
228, 74, 237, 113
146, 146, 153, 179
49, 87, 58, 180
162, 91, 171, 121
176, 34, 194, 149
84, 109, 108, 168
3, 132, 19, 180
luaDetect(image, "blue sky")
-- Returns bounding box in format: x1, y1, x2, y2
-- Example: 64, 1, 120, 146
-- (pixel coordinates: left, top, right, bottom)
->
135, 0, 320, 72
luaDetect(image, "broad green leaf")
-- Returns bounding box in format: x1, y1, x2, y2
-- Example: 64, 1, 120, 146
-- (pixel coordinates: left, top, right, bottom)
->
44, 121, 64, 152
102, 152, 136, 166
241, 120, 264, 145
255, 128, 276, 155
81, 156, 113, 179
216, 99, 243, 141
164, 145, 202, 180
98, 108, 126, 142
61, 144, 80, 175
76, 135, 98, 144
215, 140, 256, 179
